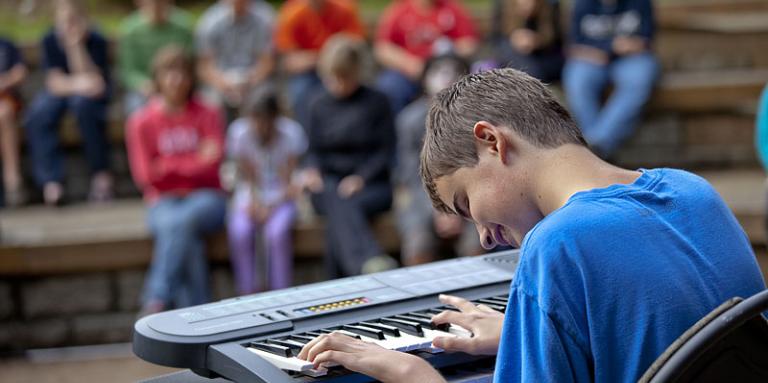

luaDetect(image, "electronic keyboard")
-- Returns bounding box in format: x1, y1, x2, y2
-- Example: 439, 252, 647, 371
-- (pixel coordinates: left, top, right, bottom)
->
133, 249, 519, 382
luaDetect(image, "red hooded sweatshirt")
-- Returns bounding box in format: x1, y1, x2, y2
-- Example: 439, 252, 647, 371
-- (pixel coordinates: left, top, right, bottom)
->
126, 97, 224, 204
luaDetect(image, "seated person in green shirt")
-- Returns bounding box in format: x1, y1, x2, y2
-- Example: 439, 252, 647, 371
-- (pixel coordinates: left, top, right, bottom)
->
118, 0, 193, 116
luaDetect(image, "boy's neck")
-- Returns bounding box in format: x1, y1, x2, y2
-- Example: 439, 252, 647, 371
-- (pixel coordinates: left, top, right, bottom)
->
530, 145, 641, 216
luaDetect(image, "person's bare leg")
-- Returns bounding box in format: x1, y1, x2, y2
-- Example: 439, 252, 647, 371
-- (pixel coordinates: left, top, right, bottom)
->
0, 100, 23, 206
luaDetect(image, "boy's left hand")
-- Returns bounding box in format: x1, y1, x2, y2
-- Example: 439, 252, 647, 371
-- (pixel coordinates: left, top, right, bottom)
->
297, 332, 446, 383
431, 294, 505, 355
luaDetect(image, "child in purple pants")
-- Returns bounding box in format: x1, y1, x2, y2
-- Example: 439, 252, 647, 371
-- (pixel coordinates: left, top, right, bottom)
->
226, 87, 307, 294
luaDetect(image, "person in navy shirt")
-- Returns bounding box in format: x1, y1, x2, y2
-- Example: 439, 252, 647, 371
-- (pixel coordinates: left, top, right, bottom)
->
0, 37, 28, 206
24, 0, 113, 205
563, 0, 659, 158
293, 69, 766, 382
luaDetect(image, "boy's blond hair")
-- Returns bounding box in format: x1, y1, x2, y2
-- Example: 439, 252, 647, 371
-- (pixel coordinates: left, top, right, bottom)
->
419, 68, 586, 214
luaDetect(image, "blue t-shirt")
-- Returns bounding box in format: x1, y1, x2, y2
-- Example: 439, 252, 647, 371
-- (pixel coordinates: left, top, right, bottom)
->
494, 168, 766, 383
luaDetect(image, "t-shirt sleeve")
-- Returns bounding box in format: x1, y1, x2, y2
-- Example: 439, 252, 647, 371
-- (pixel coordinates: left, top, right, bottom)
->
274, 6, 298, 52
89, 31, 111, 83
447, 2, 478, 40
341, 3, 366, 38
195, 10, 217, 55
632, 0, 655, 41
281, 119, 308, 157
756, 85, 768, 171
494, 288, 592, 383
226, 120, 247, 159
2, 40, 21, 69
41, 33, 64, 71
375, 5, 400, 43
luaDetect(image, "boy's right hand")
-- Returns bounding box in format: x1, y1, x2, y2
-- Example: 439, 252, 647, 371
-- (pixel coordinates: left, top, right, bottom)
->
431, 294, 504, 355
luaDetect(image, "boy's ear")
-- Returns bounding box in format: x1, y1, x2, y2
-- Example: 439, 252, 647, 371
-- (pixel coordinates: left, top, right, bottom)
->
473, 121, 509, 164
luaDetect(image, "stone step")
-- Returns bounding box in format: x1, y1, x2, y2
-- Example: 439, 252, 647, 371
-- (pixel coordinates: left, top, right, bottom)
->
0, 198, 400, 276
1, 169, 765, 277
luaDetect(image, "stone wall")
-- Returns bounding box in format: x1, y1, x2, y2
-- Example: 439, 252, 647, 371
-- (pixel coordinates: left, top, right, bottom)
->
0, 259, 325, 353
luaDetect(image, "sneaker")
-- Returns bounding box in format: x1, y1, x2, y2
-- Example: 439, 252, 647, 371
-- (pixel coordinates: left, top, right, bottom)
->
43, 182, 64, 207
88, 172, 114, 203
361, 254, 399, 274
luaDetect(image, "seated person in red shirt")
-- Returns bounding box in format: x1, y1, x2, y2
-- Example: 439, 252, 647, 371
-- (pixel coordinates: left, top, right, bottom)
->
374, 0, 478, 113
274, 0, 365, 126
126, 45, 227, 315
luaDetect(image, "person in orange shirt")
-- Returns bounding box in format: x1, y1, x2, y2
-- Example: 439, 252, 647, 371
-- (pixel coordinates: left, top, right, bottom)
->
273, 0, 365, 126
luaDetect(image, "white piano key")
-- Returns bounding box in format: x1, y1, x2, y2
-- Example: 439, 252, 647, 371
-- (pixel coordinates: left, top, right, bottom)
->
448, 324, 474, 338
247, 347, 328, 377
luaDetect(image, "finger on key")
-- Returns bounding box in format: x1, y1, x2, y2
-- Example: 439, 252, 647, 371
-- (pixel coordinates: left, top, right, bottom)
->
313, 350, 352, 370
476, 304, 497, 313
431, 309, 474, 329
439, 294, 476, 312
297, 333, 327, 361
306, 332, 360, 363
432, 334, 476, 354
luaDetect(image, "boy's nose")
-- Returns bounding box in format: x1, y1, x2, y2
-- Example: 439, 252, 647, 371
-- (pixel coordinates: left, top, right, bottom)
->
476, 224, 496, 250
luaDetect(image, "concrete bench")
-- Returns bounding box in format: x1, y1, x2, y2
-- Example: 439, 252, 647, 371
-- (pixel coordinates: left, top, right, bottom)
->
0, 198, 400, 276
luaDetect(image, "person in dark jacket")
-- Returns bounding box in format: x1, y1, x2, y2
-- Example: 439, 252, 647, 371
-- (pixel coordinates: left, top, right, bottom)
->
301, 34, 397, 278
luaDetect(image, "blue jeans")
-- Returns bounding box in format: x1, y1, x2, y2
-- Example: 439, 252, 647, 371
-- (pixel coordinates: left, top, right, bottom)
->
376, 69, 420, 114
563, 53, 660, 157
143, 189, 226, 308
287, 71, 322, 128
23, 92, 110, 186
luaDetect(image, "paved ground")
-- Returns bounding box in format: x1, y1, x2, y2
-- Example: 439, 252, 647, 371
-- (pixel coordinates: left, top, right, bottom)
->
0, 343, 179, 383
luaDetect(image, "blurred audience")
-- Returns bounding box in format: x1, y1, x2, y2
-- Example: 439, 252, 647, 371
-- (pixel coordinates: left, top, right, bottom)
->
274, 0, 365, 126
126, 46, 226, 314
227, 86, 306, 295
196, 0, 275, 122
374, 0, 478, 113
395, 54, 482, 266
302, 35, 397, 278
119, 0, 193, 115
563, 0, 659, 158
24, 0, 113, 206
492, 0, 563, 82
0, 36, 28, 207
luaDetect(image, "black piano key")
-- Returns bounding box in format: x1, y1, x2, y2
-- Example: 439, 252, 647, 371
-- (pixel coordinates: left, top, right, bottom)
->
425, 308, 445, 315
407, 312, 434, 320
305, 326, 360, 339
250, 341, 293, 358
267, 339, 304, 353
359, 321, 401, 337
473, 300, 506, 312
342, 325, 385, 340
288, 334, 315, 344
396, 314, 451, 332
437, 305, 461, 312
485, 297, 509, 305
380, 317, 424, 336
